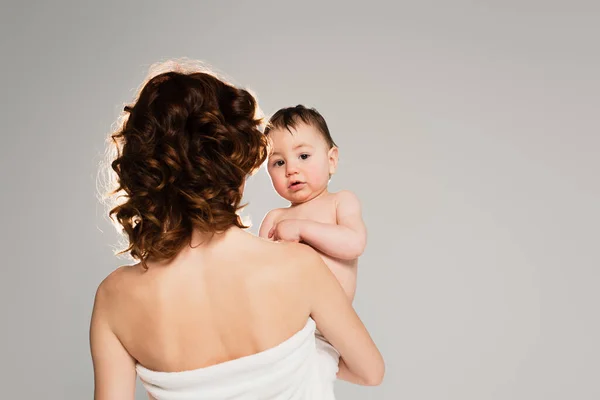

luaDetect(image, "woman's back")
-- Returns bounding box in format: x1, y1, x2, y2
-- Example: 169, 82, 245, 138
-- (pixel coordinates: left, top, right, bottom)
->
99, 228, 312, 374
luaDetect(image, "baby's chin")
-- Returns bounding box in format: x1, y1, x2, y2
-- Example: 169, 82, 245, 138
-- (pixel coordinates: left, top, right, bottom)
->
279, 190, 320, 205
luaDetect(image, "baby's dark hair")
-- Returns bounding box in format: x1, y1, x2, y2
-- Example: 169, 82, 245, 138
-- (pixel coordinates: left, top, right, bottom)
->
104, 60, 268, 267
263, 105, 337, 148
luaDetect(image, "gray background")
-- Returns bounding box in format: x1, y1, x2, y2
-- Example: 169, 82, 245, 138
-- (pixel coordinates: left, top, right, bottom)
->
1, 1, 599, 399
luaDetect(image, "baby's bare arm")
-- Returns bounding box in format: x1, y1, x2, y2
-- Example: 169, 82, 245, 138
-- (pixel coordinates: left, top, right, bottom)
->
258, 209, 282, 239
297, 191, 366, 260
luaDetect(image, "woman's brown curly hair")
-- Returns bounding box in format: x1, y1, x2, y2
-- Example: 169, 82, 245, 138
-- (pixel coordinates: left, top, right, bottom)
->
104, 60, 267, 267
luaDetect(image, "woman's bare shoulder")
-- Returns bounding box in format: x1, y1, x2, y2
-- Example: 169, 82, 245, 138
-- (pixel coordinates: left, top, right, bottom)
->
251, 238, 325, 278
94, 264, 141, 306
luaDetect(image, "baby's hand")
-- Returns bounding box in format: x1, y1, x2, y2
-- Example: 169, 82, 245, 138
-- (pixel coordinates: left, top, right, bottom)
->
269, 219, 302, 242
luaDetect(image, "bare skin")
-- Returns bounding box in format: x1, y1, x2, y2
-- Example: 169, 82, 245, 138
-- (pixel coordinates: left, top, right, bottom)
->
90, 227, 384, 400
259, 190, 365, 301
260, 122, 367, 302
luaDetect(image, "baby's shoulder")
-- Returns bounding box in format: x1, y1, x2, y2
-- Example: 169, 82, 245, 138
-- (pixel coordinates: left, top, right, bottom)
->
332, 190, 361, 206
264, 207, 288, 220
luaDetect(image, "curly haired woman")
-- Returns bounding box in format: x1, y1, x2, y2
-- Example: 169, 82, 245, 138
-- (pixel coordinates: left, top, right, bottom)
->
90, 60, 384, 400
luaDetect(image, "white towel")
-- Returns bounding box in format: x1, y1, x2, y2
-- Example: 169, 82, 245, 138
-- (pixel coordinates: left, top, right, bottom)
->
136, 318, 337, 400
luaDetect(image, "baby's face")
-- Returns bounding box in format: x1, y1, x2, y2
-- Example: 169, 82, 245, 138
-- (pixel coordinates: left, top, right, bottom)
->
267, 123, 337, 205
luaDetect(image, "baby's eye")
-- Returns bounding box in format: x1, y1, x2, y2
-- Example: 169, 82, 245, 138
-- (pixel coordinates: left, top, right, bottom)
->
273, 160, 285, 167
299, 154, 310, 160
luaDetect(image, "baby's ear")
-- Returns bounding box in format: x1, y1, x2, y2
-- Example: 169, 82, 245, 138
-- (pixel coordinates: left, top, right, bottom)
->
328, 146, 339, 175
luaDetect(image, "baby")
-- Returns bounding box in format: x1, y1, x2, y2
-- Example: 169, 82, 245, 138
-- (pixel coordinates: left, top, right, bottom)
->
259, 104, 366, 302
259, 105, 367, 386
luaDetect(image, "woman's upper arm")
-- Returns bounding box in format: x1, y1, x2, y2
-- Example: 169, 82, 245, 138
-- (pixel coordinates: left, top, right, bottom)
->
90, 280, 137, 400
299, 247, 385, 385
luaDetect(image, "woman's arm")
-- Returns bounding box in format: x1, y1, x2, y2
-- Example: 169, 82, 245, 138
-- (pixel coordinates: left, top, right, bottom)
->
296, 245, 384, 385
337, 358, 381, 385
90, 279, 137, 400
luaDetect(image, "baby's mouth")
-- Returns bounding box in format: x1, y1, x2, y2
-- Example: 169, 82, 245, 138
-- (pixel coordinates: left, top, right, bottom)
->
289, 180, 305, 189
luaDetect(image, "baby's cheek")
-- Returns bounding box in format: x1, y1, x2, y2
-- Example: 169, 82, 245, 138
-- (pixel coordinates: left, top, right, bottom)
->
267, 169, 279, 183
307, 163, 328, 183
272, 175, 288, 192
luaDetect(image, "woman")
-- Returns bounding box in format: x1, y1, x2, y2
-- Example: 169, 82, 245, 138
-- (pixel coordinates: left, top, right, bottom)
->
91, 60, 384, 399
